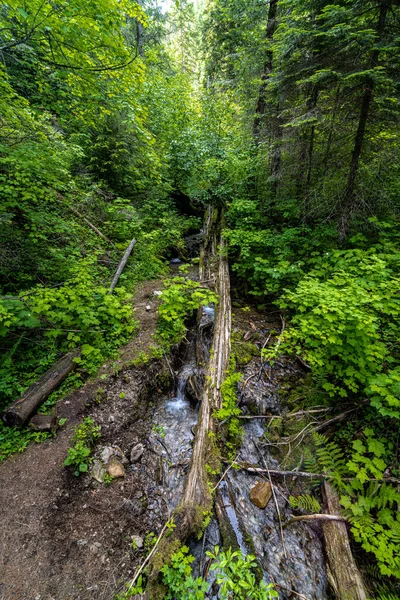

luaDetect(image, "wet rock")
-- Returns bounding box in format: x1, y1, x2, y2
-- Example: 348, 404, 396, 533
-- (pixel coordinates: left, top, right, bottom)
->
130, 443, 144, 463
107, 457, 125, 478
249, 481, 272, 509
28, 414, 57, 432
100, 445, 127, 465
91, 460, 106, 483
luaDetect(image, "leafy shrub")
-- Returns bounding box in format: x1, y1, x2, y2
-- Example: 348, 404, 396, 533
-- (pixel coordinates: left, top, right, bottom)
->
314, 431, 400, 578
0, 421, 51, 462
64, 417, 101, 476
278, 248, 400, 399
157, 276, 218, 346
206, 546, 278, 599
161, 545, 209, 599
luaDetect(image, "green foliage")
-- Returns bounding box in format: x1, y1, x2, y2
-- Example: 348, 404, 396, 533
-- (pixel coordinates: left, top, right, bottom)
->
161, 545, 209, 600
0, 421, 51, 462
289, 494, 321, 513
206, 547, 278, 599
64, 417, 101, 477
278, 247, 400, 399
314, 432, 400, 578
215, 355, 243, 456
115, 575, 144, 600
157, 277, 218, 346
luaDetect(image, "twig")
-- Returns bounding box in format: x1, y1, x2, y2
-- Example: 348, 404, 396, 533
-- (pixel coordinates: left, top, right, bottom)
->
254, 441, 288, 559
283, 514, 347, 529
127, 518, 170, 591
212, 454, 239, 493
225, 461, 325, 479
162, 348, 175, 385
274, 583, 310, 600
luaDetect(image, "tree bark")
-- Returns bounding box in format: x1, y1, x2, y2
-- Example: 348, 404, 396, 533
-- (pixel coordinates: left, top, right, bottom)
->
253, 0, 278, 141
340, 0, 389, 238
108, 238, 136, 293
322, 482, 367, 600
3, 350, 80, 427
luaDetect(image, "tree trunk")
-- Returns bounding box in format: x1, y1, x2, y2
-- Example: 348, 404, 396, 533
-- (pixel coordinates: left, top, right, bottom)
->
323, 85, 341, 176
296, 85, 318, 216
322, 482, 367, 600
339, 0, 389, 238
108, 238, 136, 293
253, 0, 278, 141
3, 350, 80, 427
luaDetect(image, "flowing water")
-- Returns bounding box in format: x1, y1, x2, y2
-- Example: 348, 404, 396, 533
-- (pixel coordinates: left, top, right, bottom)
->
146, 296, 328, 599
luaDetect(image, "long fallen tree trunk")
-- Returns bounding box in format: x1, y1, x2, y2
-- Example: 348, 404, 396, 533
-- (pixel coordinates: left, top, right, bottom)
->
180, 230, 231, 519
3, 350, 80, 427
322, 482, 367, 600
142, 207, 231, 596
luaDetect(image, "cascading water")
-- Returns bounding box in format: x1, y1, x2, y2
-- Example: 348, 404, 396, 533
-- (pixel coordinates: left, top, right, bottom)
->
151, 363, 199, 510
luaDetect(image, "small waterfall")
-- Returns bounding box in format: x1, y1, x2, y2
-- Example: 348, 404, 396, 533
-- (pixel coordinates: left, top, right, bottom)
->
166, 364, 194, 412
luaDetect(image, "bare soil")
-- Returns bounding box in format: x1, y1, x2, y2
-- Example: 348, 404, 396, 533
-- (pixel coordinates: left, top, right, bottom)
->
0, 280, 172, 600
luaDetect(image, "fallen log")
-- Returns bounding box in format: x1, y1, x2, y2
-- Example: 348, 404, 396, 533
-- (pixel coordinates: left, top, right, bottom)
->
142, 207, 231, 596
3, 350, 80, 427
109, 238, 136, 293
56, 193, 114, 246
322, 482, 367, 600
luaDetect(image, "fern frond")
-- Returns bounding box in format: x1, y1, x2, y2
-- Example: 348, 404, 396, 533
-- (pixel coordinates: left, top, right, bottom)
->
289, 494, 321, 513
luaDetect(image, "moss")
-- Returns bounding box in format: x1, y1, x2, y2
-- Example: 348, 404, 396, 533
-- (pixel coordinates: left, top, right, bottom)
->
155, 367, 173, 391
94, 387, 106, 404
232, 341, 258, 365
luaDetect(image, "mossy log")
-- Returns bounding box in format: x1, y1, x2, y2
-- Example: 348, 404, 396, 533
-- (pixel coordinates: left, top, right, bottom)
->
145, 208, 231, 594
322, 482, 367, 600
3, 350, 80, 427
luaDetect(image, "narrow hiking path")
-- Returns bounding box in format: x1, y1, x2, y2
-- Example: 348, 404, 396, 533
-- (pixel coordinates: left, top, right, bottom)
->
0, 279, 171, 600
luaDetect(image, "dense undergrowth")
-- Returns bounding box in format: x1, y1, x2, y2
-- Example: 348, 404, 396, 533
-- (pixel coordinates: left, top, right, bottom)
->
1, 0, 400, 595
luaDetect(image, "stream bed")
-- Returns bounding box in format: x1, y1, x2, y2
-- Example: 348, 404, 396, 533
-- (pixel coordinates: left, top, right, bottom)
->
139, 300, 328, 599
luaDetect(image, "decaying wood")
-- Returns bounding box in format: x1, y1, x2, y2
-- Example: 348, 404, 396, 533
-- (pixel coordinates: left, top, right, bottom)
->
108, 238, 136, 293
283, 514, 347, 529
225, 460, 400, 484
322, 482, 367, 600
56, 193, 114, 246
180, 218, 231, 523
146, 207, 232, 593
3, 350, 80, 427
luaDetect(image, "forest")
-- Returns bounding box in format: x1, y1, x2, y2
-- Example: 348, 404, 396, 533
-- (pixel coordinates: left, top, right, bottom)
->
0, 0, 399, 599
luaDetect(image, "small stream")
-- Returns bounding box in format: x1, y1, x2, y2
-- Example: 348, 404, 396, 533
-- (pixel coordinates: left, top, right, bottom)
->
138, 252, 328, 598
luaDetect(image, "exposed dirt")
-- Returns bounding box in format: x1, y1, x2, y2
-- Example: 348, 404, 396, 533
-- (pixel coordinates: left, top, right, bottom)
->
0, 280, 172, 600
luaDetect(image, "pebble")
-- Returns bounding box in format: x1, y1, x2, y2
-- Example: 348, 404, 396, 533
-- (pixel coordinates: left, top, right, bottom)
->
130, 443, 144, 463
107, 457, 125, 478
131, 535, 144, 549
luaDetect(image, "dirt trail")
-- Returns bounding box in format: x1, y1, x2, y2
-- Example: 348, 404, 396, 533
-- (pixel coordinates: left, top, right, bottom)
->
0, 280, 167, 600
